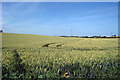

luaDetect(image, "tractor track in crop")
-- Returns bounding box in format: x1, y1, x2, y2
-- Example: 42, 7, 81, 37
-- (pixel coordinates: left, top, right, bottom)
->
42, 39, 80, 48
42, 42, 66, 48
42, 43, 55, 47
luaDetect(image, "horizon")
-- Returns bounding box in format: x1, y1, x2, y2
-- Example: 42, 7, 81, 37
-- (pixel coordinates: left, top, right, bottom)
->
2, 32, 119, 37
2, 2, 118, 36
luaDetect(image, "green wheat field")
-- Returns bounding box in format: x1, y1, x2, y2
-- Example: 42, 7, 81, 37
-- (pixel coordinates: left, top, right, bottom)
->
2, 33, 119, 78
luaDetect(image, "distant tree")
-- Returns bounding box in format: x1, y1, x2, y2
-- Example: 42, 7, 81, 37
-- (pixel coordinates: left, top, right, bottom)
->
0, 30, 3, 33
113, 35, 116, 38
102, 36, 106, 38
82, 36, 88, 38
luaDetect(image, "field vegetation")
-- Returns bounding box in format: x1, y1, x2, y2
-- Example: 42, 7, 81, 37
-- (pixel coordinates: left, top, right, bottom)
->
2, 33, 119, 79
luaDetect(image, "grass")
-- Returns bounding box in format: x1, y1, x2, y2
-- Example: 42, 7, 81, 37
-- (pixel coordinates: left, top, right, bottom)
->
2, 33, 119, 78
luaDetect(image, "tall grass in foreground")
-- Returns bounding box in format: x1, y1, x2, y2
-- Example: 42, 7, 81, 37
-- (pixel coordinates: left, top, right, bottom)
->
2, 33, 119, 78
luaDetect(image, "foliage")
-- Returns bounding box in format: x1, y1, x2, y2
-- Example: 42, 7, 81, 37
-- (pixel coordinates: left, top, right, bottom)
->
2, 33, 119, 79
2, 48, 26, 79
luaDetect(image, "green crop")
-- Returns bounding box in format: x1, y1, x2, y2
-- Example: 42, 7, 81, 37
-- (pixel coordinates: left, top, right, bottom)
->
2, 33, 119, 79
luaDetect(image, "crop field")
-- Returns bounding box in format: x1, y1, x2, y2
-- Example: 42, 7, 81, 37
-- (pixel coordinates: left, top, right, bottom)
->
2, 33, 119, 79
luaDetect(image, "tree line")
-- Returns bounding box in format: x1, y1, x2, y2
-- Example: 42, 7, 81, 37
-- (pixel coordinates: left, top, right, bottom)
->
60, 35, 120, 38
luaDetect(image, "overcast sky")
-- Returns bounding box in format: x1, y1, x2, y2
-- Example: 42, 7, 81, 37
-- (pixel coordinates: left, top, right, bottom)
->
2, 2, 118, 36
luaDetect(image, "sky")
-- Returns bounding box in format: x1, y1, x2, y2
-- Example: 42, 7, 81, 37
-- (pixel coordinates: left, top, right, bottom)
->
2, 2, 118, 36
